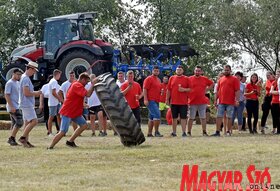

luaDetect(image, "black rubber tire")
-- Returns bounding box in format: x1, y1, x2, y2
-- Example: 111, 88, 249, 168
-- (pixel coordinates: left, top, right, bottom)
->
94, 73, 145, 146
59, 50, 105, 82
2, 62, 26, 84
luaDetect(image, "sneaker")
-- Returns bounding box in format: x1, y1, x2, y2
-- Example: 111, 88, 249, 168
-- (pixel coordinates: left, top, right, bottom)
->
171, 132, 177, 137
182, 132, 187, 137
18, 137, 30, 147
47, 146, 54, 150
187, 132, 192, 137
48, 133, 54, 137
98, 132, 107, 137
154, 131, 163, 137
253, 130, 258, 134
114, 132, 118, 136
91, 132, 96, 137
66, 140, 78, 148
147, 134, 154, 137
7, 137, 19, 146
261, 129, 265, 134
211, 131, 220, 137
26, 141, 35, 147
203, 132, 209, 136
226, 131, 231, 136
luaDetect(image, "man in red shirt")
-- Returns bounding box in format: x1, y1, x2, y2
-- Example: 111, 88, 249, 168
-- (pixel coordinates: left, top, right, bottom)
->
48, 73, 95, 149
212, 65, 240, 136
143, 66, 163, 137
187, 66, 214, 136
166, 66, 191, 137
260, 71, 275, 132
121, 70, 143, 125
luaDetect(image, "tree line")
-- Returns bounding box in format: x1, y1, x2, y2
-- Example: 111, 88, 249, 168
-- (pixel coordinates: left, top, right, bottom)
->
0, 0, 279, 78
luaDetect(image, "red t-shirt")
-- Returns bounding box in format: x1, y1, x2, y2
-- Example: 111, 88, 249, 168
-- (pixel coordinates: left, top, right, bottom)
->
271, 81, 279, 104
217, 76, 240, 105
245, 83, 260, 100
60, 81, 87, 118
121, 81, 142, 109
143, 75, 161, 102
188, 75, 214, 105
159, 83, 168, 103
167, 75, 189, 105
265, 79, 274, 96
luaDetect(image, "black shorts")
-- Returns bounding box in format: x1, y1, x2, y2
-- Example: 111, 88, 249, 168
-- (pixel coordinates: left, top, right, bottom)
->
88, 105, 106, 116
132, 107, 141, 126
171, 104, 188, 119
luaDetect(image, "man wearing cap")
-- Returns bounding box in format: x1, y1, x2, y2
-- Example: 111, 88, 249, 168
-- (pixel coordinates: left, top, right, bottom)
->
48, 72, 96, 149
18, 61, 42, 147
5, 68, 24, 146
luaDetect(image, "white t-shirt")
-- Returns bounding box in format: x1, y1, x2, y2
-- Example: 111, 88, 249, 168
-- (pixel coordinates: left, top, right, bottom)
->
48, 78, 60, 106
41, 83, 49, 98
59, 80, 72, 99
116, 80, 125, 88
85, 82, 101, 107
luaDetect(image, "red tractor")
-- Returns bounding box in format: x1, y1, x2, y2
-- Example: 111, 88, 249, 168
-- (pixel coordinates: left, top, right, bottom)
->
3, 12, 113, 88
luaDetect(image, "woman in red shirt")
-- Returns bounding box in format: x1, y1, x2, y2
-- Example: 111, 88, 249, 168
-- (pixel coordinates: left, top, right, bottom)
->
269, 71, 280, 134
244, 73, 261, 134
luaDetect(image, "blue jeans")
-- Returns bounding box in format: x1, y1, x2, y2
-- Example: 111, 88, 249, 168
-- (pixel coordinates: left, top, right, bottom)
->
232, 101, 245, 126
147, 101, 160, 120
60, 115, 87, 133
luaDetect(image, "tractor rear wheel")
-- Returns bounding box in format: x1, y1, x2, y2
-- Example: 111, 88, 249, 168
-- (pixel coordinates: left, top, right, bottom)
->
59, 50, 105, 81
2, 62, 26, 83
94, 73, 145, 146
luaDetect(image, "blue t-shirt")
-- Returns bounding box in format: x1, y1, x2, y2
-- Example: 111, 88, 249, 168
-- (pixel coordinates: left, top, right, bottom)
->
19, 73, 35, 108
4, 79, 20, 112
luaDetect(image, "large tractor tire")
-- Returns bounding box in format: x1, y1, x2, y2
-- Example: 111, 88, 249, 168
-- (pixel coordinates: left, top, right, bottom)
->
59, 50, 106, 81
94, 73, 145, 146
2, 62, 26, 84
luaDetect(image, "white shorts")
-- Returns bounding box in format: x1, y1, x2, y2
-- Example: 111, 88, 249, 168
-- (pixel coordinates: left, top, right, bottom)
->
21, 107, 37, 122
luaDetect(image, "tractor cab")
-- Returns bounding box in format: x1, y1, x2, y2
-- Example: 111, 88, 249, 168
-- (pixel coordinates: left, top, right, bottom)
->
43, 12, 96, 60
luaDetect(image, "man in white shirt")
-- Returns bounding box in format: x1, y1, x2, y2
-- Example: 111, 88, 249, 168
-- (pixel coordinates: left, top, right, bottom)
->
116, 71, 125, 87
58, 71, 78, 130
47, 69, 62, 135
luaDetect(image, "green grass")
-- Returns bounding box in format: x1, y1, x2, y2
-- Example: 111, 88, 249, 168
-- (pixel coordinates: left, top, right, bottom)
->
0, 124, 280, 191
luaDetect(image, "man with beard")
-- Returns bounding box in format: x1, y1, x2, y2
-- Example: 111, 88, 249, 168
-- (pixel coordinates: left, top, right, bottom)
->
212, 65, 240, 136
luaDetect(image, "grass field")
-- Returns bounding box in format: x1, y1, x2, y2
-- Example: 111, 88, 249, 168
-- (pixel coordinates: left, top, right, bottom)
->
0, 123, 280, 191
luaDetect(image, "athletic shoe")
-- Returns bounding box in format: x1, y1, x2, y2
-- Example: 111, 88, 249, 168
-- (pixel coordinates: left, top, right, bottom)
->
203, 132, 209, 136
154, 131, 163, 137
47, 146, 54, 150
18, 137, 30, 147
253, 130, 258, 134
211, 131, 220, 137
114, 132, 118, 136
171, 132, 177, 137
98, 132, 107, 137
27, 141, 35, 148
182, 132, 187, 137
66, 141, 78, 148
147, 134, 154, 137
91, 132, 96, 137
226, 131, 231, 136
7, 137, 19, 146
187, 132, 192, 137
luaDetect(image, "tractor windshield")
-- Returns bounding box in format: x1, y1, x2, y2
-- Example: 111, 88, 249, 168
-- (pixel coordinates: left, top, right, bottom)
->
78, 20, 95, 41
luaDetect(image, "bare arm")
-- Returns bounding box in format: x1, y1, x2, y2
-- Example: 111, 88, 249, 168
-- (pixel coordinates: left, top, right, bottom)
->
165, 89, 170, 105
143, 88, 148, 106
39, 93, 44, 111
121, 83, 132, 95
206, 83, 214, 92
23, 86, 41, 97
52, 88, 62, 102
4, 94, 16, 113
58, 90, 64, 103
